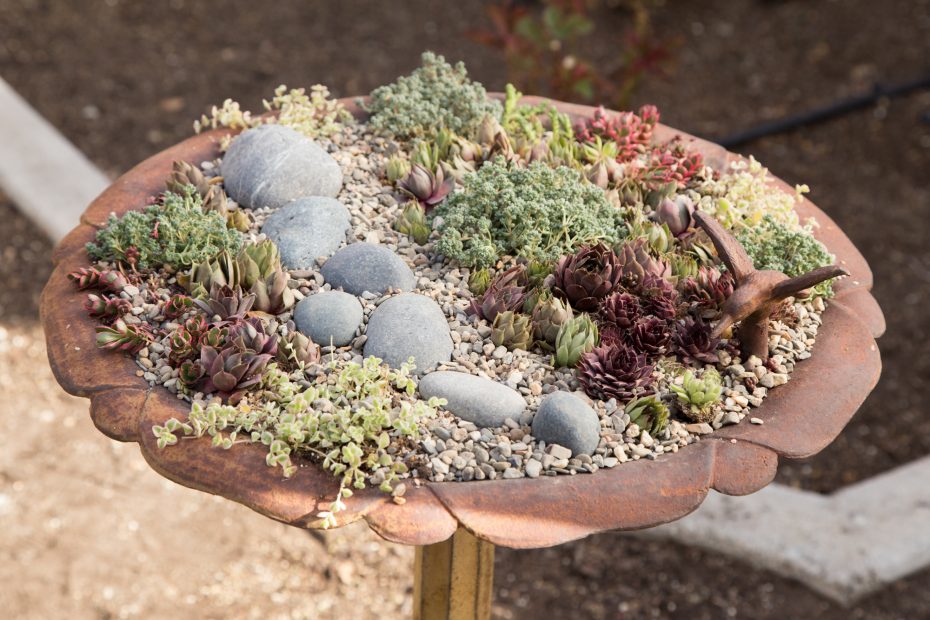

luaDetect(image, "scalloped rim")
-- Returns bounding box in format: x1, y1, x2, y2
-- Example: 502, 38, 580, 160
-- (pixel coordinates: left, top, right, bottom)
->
40, 96, 883, 549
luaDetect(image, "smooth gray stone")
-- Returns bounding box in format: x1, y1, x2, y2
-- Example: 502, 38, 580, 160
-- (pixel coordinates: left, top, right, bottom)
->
293, 290, 362, 347
531, 392, 600, 456
261, 197, 350, 269
364, 293, 452, 375
419, 371, 526, 428
221, 124, 342, 208
321, 242, 415, 296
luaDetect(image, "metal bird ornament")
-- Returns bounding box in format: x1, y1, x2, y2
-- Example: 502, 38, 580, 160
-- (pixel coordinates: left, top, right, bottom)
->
693, 211, 848, 361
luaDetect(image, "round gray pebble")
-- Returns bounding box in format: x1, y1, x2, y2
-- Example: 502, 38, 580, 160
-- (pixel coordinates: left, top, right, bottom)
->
293, 290, 363, 348
261, 197, 350, 269
419, 371, 526, 428
321, 242, 415, 296
221, 124, 342, 208
531, 392, 600, 456
364, 293, 453, 375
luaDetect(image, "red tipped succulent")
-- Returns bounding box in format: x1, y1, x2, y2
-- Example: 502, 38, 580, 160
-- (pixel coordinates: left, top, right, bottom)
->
547, 243, 622, 311
680, 266, 735, 310
672, 316, 721, 365
164, 294, 195, 319
578, 342, 655, 402
598, 291, 642, 331
95, 319, 153, 354
84, 294, 131, 320
68, 267, 128, 293
576, 105, 658, 161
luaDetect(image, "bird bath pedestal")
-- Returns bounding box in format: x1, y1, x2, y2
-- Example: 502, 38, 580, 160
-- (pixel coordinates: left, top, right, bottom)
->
41, 97, 884, 619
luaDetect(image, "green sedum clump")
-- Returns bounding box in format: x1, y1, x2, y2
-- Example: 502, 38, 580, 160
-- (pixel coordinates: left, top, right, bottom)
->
153, 356, 445, 528
737, 215, 836, 297
365, 51, 502, 140
433, 157, 626, 268
87, 185, 241, 269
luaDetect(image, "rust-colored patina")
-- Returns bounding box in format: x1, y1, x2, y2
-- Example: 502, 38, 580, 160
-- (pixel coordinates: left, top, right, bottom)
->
40, 96, 884, 550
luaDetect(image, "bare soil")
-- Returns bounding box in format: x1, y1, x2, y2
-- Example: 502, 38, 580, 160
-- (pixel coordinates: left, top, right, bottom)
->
1, 0, 929, 618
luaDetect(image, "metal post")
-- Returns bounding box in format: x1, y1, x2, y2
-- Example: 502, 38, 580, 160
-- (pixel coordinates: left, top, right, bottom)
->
413, 528, 495, 620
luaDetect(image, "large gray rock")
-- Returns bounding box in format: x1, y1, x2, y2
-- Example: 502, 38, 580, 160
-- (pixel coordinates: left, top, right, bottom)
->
321, 242, 415, 296
419, 372, 526, 428
293, 290, 362, 347
531, 392, 600, 456
261, 197, 350, 269
221, 124, 342, 208
364, 293, 452, 374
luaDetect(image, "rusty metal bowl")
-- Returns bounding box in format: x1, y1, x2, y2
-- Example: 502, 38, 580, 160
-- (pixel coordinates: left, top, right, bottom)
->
41, 97, 883, 549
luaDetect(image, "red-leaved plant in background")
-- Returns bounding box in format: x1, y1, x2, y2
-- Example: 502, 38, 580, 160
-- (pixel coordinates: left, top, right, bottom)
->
468, 0, 676, 108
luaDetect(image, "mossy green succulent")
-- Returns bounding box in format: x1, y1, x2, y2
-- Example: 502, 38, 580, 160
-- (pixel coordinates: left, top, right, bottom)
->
86, 185, 241, 269
433, 157, 626, 268
669, 368, 722, 423
365, 51, 502, 140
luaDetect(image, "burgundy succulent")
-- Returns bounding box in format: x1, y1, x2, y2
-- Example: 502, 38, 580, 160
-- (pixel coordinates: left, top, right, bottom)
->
578, 342, 655, 402
227, 317, 278, 357
680, 267, 735, 310
598, 291, 642, 331
629, 316, 672, 356
468, 265, 528, 322
199, 345, 272, 405
673, 316, 721, 365
397, 164, 454, 211
638, 275, 681, 322
546, 243, 622, 311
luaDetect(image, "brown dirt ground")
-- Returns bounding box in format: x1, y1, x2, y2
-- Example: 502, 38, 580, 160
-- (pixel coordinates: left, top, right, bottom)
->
1, 0, 929, 618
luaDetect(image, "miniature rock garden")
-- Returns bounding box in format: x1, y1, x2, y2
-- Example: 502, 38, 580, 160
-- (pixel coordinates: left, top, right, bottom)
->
68, 52, 847, 524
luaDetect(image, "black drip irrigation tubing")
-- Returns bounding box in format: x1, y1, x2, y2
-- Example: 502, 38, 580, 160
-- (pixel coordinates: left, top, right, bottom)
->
710, 74, 930, 149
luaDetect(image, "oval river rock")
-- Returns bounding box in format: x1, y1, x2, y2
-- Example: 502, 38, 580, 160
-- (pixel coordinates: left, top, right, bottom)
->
293, 291, 363, 348
531, 391, 600, 456
221, 124, 343, 209
321, 242, 415, 296
261, 197, 350, 269
363, 293, 453, 375
418, 371, 527, 428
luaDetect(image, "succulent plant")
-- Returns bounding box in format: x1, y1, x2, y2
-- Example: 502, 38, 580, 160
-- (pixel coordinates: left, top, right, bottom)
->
394, 200, 431, 245
200, 325, 228, 349
199, 344, 272, 405
669, 368, 722, 423
547, 243, 622, 311
397, 164, 454, 211
525, 259, 553, 288
84, 294, 131, 320
652, 195, 695, 237
385, 155, 412, 183
669, 254, 700, 280
68, 267, 128, 293
624, 394, 670, 435
639, 275, 681, 322
166, 160, 211, 197
485, 311, 528, 351
615, 238, 672, 291
169, 328, 197, 363
226, 208, 252, 233
672, 316, 721, 365
178, 360, 205, 387
468, 265, 528, 322
553, 313, 599, 368
531, 291, 573, 347
95, 319, 152, 354
185, 241, 294, 314
628, 316, 672, 356
166, 160, 229, 218
467, 268, 492, 296
578, 342, 655, 402
276, 324, 321, 369
164, 294, 195, 319
193, 285, 255, 323
227, 317, 278, 357
680, 266, 735, 310
598, 291, 642, 331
